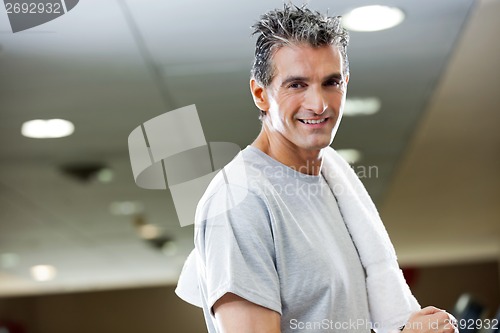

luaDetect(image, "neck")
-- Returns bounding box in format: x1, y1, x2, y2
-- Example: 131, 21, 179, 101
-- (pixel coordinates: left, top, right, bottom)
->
251, 126, 324, 176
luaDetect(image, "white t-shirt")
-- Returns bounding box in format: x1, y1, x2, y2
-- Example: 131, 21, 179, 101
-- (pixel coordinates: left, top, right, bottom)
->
194, 146, 371, 332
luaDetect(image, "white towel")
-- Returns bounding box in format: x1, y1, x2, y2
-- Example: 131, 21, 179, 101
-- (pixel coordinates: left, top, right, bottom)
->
176, 147, 420, 332
321, 147, 420, 332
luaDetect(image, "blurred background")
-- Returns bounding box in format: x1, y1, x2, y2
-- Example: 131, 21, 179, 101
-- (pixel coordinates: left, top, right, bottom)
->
0, 0, 499, 332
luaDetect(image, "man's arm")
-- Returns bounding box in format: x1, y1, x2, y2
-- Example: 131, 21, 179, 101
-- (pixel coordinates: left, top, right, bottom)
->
213, 292, 281, 333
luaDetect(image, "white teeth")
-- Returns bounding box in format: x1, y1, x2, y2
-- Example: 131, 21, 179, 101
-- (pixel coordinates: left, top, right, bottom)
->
302, 118, 326, 124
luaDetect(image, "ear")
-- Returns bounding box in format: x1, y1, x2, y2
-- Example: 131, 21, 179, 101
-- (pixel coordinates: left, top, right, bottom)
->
345, 74, 349, 85
250, 78, 270, 112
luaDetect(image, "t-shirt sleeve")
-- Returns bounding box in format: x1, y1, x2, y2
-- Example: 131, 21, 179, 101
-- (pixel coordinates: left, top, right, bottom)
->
195, 184, 282, 316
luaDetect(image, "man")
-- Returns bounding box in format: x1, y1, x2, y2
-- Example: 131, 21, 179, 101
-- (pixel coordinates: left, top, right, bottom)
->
177, 5, 458, 333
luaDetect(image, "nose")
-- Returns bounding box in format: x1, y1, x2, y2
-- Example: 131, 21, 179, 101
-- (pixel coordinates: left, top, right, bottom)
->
303, 86, 327, 115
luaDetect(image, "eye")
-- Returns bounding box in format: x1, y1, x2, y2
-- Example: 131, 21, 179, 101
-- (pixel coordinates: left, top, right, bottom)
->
287, 82, 306, 89
324, 79, 342, 87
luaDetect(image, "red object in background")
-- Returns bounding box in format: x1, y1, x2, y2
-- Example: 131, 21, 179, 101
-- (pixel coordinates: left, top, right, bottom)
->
402, 267, 419, 287
0, 320, 26, 333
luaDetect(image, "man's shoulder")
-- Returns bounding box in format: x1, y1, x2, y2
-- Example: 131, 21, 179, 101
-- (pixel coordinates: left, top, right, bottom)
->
196, 146, 272, 213
205, 147, 267, 193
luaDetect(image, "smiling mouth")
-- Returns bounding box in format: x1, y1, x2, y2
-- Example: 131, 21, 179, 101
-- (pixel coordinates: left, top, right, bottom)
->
298, 118, 328, 124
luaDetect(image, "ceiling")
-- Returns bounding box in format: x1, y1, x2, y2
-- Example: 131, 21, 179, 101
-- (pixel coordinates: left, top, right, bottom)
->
0, 0, 498, 297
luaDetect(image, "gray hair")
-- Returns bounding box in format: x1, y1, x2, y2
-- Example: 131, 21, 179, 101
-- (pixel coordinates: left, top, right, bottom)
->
251, 5, 350, 88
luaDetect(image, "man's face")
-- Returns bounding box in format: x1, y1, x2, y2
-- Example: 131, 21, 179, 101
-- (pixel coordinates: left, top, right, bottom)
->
261, 44, 348, 152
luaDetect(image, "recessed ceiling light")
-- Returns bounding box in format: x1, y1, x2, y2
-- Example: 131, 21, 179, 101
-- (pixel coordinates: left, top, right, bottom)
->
1, 253, 20, 268
337, 149, 362, 164
21, 119, 74, 138
30, 265, 57, 281
162, 241, 178, 256
344, 97, 381, 116
342, 6, 405, 32
138, 224, 161, 240
109, 201, 144, 216
97, 168, 114, 183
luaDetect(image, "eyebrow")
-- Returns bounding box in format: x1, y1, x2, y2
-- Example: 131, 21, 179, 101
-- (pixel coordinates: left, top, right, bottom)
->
324, 73, 343, 82
280, 73, 344, 87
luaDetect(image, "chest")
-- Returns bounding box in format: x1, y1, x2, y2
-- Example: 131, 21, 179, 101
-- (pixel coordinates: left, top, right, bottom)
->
265, 185, 367, 310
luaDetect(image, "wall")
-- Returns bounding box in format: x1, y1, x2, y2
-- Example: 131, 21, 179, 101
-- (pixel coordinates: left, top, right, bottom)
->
0, 285, 207, 333
410, 260, 499, 315
0, 260, 499, 333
